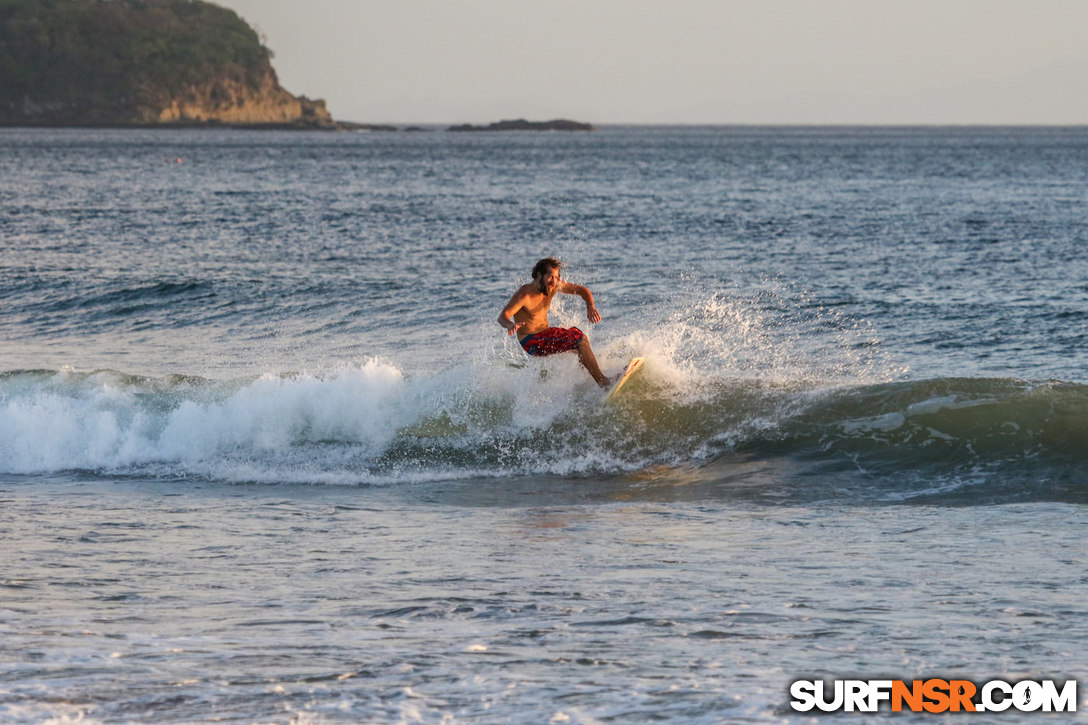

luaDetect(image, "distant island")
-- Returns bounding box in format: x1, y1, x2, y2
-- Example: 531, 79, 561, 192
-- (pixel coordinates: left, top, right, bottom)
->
0, 0, 347, 129
448, 119, 595, 132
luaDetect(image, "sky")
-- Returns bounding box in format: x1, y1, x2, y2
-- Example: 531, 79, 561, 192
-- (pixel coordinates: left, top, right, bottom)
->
216, 0, 1088, 125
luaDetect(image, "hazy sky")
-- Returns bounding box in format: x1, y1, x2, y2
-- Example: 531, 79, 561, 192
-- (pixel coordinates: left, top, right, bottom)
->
217, 0, 1088, 125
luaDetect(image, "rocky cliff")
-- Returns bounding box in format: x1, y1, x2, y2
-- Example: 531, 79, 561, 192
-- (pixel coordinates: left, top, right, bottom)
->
148, 71, 333, 128
0, 0, 338, 128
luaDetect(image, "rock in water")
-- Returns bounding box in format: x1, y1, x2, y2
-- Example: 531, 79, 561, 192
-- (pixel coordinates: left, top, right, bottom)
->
447, 119, 596, 132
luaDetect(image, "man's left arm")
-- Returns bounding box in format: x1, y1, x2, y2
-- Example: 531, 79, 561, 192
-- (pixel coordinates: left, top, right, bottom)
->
562, 282, 601, 324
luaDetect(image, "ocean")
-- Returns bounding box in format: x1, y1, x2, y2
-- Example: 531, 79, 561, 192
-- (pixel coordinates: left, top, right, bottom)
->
1, 125, 1086, 723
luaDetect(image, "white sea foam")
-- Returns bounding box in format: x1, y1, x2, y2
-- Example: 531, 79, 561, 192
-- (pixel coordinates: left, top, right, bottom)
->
0, 360, 408, 478
0, 352, 636, 483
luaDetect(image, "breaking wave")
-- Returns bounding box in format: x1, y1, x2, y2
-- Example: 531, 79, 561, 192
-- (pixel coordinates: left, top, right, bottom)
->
1, 357, 1085, 505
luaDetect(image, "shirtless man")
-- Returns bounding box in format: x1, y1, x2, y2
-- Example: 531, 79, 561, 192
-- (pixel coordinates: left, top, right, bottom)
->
498, 257, 612, 387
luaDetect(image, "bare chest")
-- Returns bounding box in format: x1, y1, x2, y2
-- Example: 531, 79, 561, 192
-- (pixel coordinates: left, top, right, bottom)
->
514, 291, 553, 323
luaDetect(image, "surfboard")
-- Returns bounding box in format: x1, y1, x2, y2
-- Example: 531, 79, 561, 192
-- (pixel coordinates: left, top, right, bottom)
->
603, 357, 644, 402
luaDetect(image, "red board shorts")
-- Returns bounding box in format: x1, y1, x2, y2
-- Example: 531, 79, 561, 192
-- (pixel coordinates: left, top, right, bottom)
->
519, 327, 584, 357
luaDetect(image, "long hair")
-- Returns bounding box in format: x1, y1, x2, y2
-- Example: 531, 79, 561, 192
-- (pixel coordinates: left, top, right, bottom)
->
531, 257, 563, 279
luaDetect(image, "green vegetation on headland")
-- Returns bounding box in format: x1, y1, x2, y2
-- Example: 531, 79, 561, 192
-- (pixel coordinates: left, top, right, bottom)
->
0, 0, 340, 128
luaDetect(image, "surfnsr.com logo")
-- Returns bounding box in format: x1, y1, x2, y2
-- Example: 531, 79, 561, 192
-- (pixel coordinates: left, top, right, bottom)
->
789, 679, 1077, 713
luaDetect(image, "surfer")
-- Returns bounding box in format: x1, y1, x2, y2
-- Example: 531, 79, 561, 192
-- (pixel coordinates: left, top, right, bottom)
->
498, 257, 612, 387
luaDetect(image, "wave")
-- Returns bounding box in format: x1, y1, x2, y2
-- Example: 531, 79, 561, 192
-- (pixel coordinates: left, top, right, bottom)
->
1, 358, 1085, 505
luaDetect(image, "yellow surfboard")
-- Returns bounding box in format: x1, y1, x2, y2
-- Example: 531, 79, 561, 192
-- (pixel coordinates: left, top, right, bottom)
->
604, 357, 644, 402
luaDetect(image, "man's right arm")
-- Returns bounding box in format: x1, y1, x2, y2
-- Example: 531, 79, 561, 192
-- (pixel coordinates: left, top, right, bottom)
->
498, 288, 526, 336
